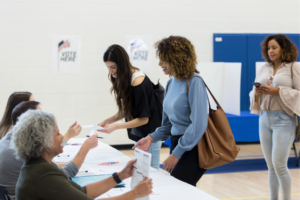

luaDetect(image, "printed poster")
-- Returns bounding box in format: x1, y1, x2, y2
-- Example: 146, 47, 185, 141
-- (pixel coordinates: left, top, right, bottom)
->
125, 36, 153, 73
52, 35, 81, 74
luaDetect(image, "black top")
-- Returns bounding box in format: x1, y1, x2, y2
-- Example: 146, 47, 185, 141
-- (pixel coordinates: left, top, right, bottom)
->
126, 75, 162, 142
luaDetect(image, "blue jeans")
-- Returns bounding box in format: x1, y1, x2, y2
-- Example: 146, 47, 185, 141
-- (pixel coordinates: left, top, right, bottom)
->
259, 111, 297, 200
134, 140, 162, 170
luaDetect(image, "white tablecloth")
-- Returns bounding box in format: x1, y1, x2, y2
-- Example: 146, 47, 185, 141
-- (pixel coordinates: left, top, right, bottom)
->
54, 138, 219, 200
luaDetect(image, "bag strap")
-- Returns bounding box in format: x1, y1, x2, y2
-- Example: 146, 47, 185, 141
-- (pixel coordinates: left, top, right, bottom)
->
291, 62, 294, 81
187, 75, 223, 110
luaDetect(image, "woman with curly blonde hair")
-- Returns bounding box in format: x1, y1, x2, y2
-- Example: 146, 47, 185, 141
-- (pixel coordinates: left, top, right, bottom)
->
134, 36, 208, 186
249, 34, 300, 200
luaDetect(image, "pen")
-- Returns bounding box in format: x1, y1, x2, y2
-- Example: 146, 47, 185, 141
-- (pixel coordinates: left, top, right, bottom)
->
86, 135, 103, 139
66, 143, 83, 146
57, 155, 70, 157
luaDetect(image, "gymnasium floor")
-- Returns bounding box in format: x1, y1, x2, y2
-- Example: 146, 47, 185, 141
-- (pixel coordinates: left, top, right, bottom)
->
121, 142, 300, 200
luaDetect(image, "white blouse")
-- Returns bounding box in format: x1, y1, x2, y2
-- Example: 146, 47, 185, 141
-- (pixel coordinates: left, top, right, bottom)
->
249, 62, 300, 117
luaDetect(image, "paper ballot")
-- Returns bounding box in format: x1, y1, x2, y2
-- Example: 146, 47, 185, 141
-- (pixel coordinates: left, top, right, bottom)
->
131, 148, 152, 200
89, 130, 96, 136
82, 125, 104, 130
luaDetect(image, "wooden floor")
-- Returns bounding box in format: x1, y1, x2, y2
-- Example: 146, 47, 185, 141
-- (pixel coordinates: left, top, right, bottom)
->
120, 142, 300, 200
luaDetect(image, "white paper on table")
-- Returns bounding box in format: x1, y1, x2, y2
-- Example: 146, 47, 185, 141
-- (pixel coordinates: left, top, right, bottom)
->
53, 154, 75, 163
82, 125, 104, 130
96, 188, 131, 199
76, 167, 97, 177
131, 148, 151, 200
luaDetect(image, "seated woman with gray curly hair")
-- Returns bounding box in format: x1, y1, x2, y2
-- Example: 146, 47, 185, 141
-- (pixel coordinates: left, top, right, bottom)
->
11, 110, 152, 200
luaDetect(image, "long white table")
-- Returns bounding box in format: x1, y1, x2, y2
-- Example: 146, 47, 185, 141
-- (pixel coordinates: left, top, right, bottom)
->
54, 138, 219, 200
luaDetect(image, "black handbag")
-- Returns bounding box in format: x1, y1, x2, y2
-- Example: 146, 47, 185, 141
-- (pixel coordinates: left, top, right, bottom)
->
152, 79, 165, 118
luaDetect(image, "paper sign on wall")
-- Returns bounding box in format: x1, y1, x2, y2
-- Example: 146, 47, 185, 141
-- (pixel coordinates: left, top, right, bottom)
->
52, 36, 81, 74
125, 36, 153, 73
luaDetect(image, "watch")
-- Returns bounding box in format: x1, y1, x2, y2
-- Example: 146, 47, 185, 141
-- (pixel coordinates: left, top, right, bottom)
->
112, 172, 122, 184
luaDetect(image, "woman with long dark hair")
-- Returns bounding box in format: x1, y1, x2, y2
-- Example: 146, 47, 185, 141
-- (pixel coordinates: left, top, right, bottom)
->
98, 44, 162, 170
0, 91, 33, 139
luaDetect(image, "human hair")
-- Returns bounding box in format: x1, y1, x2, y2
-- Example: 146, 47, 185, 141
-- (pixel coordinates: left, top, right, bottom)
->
154, 36, 199, 81
0, 91, 32, 139
103, 44, 139, 120
10, 110, 56, 161
11, 101, 40, 125
261, 34, 299, 63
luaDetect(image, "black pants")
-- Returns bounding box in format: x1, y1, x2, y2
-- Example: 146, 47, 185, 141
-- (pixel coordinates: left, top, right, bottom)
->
170, 135, 206, 186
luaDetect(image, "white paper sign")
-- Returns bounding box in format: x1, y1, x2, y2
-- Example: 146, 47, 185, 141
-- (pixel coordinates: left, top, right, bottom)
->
131, 148, 151, 200
52, 35, 81, 74
125, 36, 153, 73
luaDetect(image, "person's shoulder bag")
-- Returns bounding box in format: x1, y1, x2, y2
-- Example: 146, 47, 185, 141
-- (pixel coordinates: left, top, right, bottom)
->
290, 63, 300, 141
187, 75, 240, 169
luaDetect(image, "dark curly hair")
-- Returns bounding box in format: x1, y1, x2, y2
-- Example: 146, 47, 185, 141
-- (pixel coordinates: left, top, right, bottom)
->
154, 36, 199, 80
261, 34, 299, 63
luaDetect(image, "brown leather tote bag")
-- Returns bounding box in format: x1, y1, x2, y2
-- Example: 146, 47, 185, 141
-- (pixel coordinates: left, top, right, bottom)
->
187, 75, 240, 169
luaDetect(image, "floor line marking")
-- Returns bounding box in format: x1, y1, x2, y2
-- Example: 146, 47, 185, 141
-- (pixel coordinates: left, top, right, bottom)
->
221, 193, 300, 200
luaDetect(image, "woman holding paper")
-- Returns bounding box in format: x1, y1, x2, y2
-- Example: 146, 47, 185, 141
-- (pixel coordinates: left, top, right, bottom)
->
249, 34, 299, 200
134, 36, 208, 186
11, 110, 153, 200
98, 44, 163, 170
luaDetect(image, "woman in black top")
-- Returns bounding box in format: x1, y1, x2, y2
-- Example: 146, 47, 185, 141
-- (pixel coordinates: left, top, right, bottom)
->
98, 44, 162, 169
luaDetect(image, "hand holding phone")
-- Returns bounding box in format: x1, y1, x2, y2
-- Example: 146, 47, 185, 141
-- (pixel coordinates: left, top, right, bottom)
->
253, 82, 261, 88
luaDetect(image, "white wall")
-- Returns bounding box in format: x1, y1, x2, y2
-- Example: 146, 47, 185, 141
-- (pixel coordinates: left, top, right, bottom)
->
0, 0, 299, 145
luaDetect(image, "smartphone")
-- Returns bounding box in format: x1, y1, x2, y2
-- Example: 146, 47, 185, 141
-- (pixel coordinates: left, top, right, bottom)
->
252, 82, 261, 88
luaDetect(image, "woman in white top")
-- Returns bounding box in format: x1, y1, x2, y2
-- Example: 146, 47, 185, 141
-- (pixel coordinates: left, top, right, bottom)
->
98, 44, 162, 170
249, 34, 299, 200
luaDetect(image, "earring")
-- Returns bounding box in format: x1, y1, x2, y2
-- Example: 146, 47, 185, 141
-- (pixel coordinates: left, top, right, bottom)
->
281, 54, 285, 60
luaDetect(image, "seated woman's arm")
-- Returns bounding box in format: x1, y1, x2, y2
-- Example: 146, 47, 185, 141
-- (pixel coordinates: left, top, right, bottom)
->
86, 160, 152, 199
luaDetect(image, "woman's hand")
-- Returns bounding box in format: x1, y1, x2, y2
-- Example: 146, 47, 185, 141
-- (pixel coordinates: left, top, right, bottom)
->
83, 134, 98, 150
64, 121, 82, 141
97, 120, 110, 132
260, 85, 280, 96
99, 124, 118, 134
118, 159, 137, 180
255, 87, 264, 102
132, 136, 153, 152
163, 154, 179, 173
131, 177, 153, 199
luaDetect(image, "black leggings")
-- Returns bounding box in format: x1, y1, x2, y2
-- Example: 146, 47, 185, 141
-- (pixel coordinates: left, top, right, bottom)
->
170, 135, 206, 186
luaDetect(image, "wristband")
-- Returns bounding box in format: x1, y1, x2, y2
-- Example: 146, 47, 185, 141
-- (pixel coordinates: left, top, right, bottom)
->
112, 172, 122, 184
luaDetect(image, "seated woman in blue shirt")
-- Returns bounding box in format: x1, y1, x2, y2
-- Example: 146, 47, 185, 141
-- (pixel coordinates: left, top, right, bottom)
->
134, 36, 208, 186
